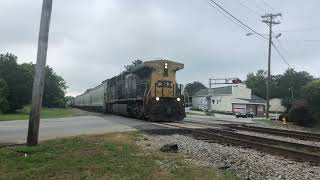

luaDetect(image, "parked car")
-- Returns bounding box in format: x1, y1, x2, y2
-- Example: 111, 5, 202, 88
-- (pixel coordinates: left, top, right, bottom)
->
235, 111, 254, 118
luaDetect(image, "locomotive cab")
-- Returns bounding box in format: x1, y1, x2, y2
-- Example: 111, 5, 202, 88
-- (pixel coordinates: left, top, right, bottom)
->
142, 60, 185, 121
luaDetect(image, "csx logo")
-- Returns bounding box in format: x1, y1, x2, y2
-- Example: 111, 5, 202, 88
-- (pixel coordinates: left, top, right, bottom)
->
156, 80, 173, 88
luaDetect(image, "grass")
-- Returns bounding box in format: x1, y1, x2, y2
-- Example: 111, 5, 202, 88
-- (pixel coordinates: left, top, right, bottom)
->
0, 107, 76, 121
186, 112, 207, 116
0, 132, 234, 180
253, 118, 273, 126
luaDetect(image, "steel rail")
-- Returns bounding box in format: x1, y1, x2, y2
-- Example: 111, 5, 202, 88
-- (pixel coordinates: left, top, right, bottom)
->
226, 124, 320, 141
158, 122, 320, 164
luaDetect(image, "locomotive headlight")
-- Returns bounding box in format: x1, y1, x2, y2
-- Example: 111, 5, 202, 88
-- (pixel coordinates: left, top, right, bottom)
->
156, 97, 160, 101
177, 97, 181, 102
164, 63, 168, 69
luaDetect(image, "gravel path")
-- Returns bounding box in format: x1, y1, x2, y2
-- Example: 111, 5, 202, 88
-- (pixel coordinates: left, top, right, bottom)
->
143, 134, 320, 180
238, 130, 320, 147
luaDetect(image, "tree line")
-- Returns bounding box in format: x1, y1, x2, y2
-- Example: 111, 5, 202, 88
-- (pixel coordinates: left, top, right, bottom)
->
246, 69, 320, 127
0, 53, 68, 113
185, 69, 319, 127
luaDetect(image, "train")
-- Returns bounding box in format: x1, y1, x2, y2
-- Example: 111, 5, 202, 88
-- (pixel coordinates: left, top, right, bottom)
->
72, 59, 186, 122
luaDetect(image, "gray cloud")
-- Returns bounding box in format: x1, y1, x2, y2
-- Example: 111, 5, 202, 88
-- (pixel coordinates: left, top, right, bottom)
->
0, 0, 319, 96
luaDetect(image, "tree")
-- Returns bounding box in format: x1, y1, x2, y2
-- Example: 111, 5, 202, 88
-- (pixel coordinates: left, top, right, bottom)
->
0, 53, 31, 112
302, 80, 320, 124
245, 70, 267, 99
124, 59, 143, 72
302, 80, 320, 108
184, 81, 206, 96
0, 53, 68, 112
288, 99, 314, 127
246, 69, 314, 100
277, 69, 314, 99
42, 66, 68, 108
0, 79, 9, 113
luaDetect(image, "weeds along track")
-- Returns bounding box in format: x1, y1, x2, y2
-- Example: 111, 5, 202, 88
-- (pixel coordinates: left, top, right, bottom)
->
146, 122, 320, 164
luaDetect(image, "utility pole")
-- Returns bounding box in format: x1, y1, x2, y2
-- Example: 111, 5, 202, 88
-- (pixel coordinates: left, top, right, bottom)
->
261, 13, 281, 120
27, 0, 53, 146
208, 79, 212, 111
289, 87, 294, 99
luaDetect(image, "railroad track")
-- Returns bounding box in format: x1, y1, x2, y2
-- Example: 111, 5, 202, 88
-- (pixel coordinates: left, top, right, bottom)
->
149, 122, 320, 164
225, 124, 320, 141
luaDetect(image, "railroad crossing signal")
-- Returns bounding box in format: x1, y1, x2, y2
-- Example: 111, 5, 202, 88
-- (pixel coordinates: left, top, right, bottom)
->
209, 78, 242, 85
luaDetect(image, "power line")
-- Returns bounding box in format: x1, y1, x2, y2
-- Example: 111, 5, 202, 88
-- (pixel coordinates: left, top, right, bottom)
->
278, 26, 320, 33
248, 0, 269, 13
274, 36, 289, 54
206, 1, 250, 33
272, 42, 292, 68
208, 0, 268, 40
282, 39, 320, 42
237, 0, 261, 16
260, 0, 275, 12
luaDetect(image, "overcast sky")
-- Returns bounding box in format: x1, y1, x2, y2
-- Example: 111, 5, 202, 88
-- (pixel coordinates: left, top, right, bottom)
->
1, 0, 319, 96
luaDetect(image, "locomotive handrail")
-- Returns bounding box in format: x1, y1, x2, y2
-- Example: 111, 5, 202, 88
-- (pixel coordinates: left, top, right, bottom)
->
145, 84, 152, 104
143, 83, 152, 114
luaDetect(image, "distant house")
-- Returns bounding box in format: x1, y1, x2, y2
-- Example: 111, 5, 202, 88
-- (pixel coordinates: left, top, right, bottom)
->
192, 84, 266, 117
269, 98, 286, 113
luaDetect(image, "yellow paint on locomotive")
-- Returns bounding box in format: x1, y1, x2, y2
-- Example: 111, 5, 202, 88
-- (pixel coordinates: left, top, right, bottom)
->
143, 60, 184, 98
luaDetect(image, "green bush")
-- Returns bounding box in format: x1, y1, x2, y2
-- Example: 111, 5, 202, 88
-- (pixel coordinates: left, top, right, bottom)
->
288, 99, 314, 127
0, 79, 9, 113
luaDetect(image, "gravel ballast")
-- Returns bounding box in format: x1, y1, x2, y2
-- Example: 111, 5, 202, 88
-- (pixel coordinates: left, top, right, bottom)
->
143, 134, 320, 180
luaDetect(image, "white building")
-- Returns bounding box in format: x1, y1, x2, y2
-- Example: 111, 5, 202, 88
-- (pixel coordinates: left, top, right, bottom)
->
269, 98, 286, 113
192, 84, 266, 116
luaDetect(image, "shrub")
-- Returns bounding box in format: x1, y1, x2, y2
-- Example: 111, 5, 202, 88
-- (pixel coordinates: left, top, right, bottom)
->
288, 99, 314, 127
0, 79, 9, 113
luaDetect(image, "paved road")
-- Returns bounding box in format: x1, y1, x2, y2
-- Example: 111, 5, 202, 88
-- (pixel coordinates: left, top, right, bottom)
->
0, 115, 137, 144
0, 108, 255, 145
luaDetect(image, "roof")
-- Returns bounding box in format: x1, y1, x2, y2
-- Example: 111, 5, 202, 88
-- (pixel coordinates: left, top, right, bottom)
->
237, 95, 266, 104
193, 88, 209, 97
193, 86, 232, 97
250, 95, 266, 103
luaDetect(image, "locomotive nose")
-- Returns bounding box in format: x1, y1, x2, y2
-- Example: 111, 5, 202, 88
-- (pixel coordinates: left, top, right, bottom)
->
164, 106, 175, 116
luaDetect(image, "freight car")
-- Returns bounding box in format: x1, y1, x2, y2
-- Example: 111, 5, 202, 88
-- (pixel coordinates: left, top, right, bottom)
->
72, 59, 185, 122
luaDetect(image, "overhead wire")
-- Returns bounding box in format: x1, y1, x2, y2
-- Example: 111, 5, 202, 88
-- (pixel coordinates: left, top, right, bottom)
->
207, 0, 268, 40
237, 0, 261, 16
282, 39, 320, 43
259, 0, 275, 12
278, 26, 320, 33
245, 0, 269, 14
274, 37, 292, 67
271, 42, 292, 68
207, 0, 292, 69
206, 1, 250, 33
274, 36, 288, 54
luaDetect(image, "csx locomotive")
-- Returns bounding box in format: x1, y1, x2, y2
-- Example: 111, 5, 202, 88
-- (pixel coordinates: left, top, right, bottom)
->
72, 59, 185, 122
